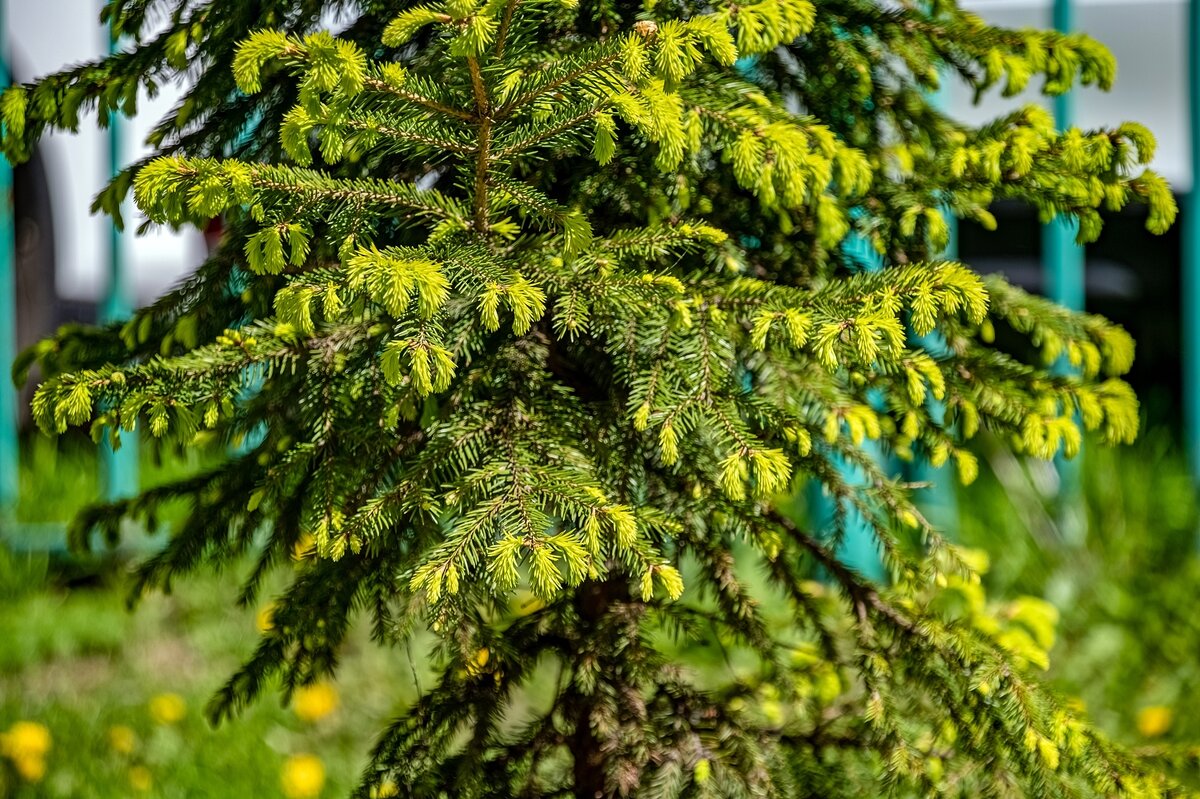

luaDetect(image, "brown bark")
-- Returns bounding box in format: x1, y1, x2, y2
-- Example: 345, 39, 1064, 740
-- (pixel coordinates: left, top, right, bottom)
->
570, 577, 621, 799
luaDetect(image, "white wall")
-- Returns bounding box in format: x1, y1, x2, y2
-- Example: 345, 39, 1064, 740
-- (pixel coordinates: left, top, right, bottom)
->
9, 0, 205, 305
7, 1, 361, 306
955, 0, 1189, 191
5, 0, 1190, 305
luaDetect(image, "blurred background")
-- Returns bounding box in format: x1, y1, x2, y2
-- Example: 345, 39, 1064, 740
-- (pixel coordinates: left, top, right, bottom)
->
1, 0, 1199, 796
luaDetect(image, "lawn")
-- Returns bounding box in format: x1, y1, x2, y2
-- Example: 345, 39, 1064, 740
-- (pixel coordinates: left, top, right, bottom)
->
2, 430, 1199, 796
0, 435, 425, 798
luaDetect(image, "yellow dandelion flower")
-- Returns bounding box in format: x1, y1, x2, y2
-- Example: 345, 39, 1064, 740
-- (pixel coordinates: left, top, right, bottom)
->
129, 765, 153, 792
1137, 705, 1174, 738
371, 781, 400, 798
107, 725, 137, 755
282, 753, 326, 799
1, 721, 52, 761
293, 682, 339, 724
13, 754, 46, 783
149, 693, 187, 725
256, 602, 277, 633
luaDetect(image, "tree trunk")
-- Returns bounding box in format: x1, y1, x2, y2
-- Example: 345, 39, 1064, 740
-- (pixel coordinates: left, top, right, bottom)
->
570, 577, 621, 799
572, 704, 606, 799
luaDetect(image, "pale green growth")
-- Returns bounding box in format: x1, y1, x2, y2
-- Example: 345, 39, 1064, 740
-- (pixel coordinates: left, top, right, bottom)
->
383, 6, 451, 47
659, 420, 680, 465
346, 247, 451, 319
382, 338, 456, 395
952, 449, 979, 486
232, 29, 294, 94
245, 224, 310, 275
684, 17, 738, 66
716, 0, 816, 54
0, 86, 27, 143
641, 563, 685, 601
11, 1, 1183, 795
592, 112, 617, 164
233, 30, 366, 97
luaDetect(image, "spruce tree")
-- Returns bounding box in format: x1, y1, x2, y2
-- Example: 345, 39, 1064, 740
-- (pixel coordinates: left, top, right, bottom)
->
4, 0, 1183, 795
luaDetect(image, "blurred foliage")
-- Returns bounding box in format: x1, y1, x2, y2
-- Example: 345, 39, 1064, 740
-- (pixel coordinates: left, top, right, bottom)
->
3, 430, 1200, 795
0, 436, 427, 799
958, 429, 1200, 752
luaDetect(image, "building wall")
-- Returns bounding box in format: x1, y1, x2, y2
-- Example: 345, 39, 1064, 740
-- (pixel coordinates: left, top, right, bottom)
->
9, 0, 206, 305
955, 0, 1187, 190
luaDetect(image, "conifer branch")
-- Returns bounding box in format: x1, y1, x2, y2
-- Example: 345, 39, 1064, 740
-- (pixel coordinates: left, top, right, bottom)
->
491, 102, 605, 160
363, 76, 476, 122
495, 45, 624, 117
340, 116, 479, 155
493, 0, 522, 60
12, 1, 1187, 795
467, 56, 494, 234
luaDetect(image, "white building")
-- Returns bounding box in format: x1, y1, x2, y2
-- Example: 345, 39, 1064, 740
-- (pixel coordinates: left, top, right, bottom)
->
6, 0, 1189, 315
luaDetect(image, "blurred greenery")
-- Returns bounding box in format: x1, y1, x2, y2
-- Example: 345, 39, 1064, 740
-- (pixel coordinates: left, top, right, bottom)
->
2, 430, 1199, 795
0, 435, 424, 799
958, 429, 1200, 748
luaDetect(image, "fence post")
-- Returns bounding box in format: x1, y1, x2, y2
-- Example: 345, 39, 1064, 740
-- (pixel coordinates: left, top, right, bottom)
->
1044, 0, 1085, 531
907, 61, 961, 534
1186, 0, 1200, 480
1045, 0, 1086, 316
0, 0, 18, 522
99, 8, 138, 501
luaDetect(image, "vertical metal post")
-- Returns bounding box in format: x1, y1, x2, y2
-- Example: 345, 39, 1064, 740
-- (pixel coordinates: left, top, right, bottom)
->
1186, 0, 1200, 480
0, 0, 17, 520
808, 227, 887, 582
1044, 0, 1085, 315
1044, 0, 1085, 521
1044, 0, 1085, 313
907, 65, 961, 534
100, 9, 138, 501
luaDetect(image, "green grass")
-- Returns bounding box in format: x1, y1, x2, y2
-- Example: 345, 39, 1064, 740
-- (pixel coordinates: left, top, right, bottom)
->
956, 429, 1200, 745
0, 435, 425, 798
3, 430, 1200, 795
0, 556, 435, 798
12, 434, 200, 524
4, 433, 211, 562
